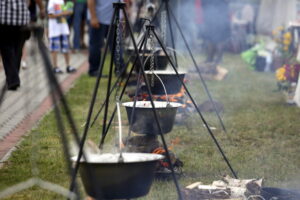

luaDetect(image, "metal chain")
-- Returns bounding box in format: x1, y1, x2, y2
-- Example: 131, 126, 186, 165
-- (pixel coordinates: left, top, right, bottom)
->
161, 10, 167, 46
149, 32, 155, 87
121, 19, 126, 44
115, 18, 121, 74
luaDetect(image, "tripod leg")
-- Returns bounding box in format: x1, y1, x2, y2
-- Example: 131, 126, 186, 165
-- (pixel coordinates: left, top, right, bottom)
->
100, 17, 117, 148
74, 6, 116, 161
125, 32, 149, 143
67, 7, 118, 199
34, 28, 106, 199
152, 29, 238, 178
36, 32, 81, 200
100, 35, 149, 148
165, 3, 178, 68
121, 9, 183, 200
99, 55, 138, 148
90, 33, 147, 128
168, 7, 227, 133
89, 62, 128, 128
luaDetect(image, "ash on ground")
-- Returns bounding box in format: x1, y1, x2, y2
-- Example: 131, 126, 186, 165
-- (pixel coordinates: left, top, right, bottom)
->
183, 175, 263, 200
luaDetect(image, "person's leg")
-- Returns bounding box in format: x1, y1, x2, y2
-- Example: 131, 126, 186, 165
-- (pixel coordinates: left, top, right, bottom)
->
64, 51, 77, 73
63, 52, 70, 67
49, 36, 59, 67
80, 3, 88, 49
61, 35, 70, 67
0, 25, 23, 89
21, 42, 28, 69
80, 20, 86, 48
61, 34, 76, 73
49, 36, 63, 73
88, 24, 105, 76
73, 2, 84, 50
15, 28, 30, 73
0, 46, 20, 89
204, 40, 215, 64
213, 42, 225, 66
51, 51, 58, 68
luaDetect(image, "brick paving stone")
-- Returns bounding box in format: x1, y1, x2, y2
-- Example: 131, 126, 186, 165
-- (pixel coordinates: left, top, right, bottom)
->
0, 41, 88, 162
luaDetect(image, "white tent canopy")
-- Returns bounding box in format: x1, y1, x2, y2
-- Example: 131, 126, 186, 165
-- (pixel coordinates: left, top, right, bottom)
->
256, 0, 298, 34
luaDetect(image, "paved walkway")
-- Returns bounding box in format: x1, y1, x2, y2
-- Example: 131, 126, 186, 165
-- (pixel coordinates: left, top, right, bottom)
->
0, 40, 88, 162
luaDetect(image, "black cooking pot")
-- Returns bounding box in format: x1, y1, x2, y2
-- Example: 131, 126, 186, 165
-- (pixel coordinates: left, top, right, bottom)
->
131, 54, 169, 72
145, 70, 186, 95
73, 153, 164, 199
123, 101, 182, 135
261, 187, 300, 200
127, 48, 169, 72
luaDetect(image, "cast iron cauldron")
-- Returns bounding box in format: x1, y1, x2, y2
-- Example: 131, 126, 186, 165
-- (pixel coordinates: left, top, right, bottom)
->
72, 153, 164, 199
261, 187, 300, 200
122, 101, 182, 135
126, 47, 168, 71
130, 54, 169, 72
145, 70, 186, 95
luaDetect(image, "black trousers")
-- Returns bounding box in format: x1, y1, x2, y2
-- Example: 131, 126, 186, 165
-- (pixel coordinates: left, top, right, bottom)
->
204, 40, 225, 66
0, 25, 30, 88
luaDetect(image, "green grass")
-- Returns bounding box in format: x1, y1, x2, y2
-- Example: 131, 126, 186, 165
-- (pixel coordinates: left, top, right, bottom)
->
1, 53, 300, 199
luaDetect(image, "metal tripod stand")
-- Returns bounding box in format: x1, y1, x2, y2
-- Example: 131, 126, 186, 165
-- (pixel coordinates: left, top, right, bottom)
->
70, 2, 184, 199
70, 1, 238, 199
152, 0, 228, 133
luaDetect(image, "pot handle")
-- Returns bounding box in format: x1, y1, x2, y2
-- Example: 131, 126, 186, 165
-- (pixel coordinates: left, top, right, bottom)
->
143, 54, 171, 106
116, 97, 124, 162
151, 72, 171, 106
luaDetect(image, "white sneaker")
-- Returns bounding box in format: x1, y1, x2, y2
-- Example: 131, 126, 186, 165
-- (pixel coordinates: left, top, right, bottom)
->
21, 61, 27, 69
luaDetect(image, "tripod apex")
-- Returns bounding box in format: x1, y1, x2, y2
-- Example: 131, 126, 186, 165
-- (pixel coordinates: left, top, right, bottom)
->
113, 2, 126, 8
145, 24, 155, 30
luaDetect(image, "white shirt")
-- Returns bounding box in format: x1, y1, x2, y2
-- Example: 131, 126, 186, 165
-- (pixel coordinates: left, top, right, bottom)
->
47, 0, 70, 38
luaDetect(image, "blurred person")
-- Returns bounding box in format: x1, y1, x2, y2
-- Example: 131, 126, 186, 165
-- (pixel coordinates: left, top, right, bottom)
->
22, 0, 46, 70
201, 0, 231, 67
132, 0, 144, 32
241, 4, 255, 35
65, 0, 76, 48
87, 0, 125, 77
0, 0, 45, 91
66, 0, 75, 28
48, 0, 77, 73
72, 0, 88, 51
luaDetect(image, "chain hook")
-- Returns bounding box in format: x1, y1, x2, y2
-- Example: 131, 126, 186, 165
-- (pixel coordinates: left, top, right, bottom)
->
149, 32, 155, 87
115, 18, 121, 75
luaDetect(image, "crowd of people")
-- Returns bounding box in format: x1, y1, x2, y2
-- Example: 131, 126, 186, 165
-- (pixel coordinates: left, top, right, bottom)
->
0, 0, 253, 91
0, 0, 132, 92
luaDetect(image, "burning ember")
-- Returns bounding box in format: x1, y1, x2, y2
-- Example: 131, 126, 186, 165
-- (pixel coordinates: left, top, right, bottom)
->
123, 135, 184, 179
127, 84, 195, 115
127, 78, 223, 116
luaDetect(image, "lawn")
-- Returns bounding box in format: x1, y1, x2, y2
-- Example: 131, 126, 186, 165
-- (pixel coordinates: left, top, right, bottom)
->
0, 52, 300, 200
